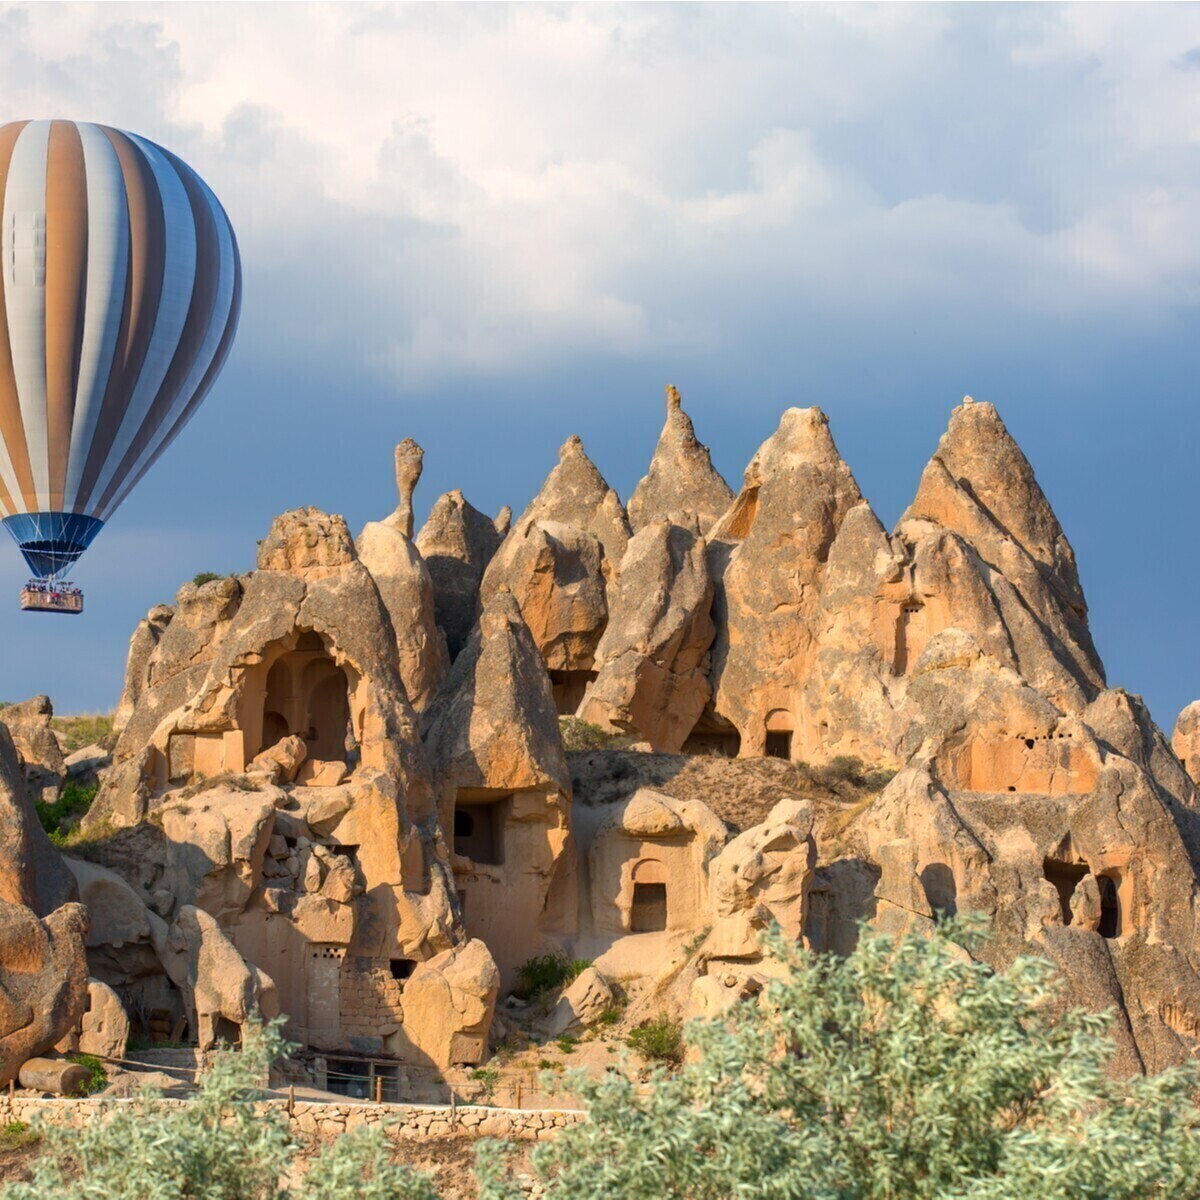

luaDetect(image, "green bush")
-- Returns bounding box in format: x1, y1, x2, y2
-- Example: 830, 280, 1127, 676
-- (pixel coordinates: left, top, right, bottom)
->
514, 953, 591, 1000
625, 1012, 683, 1064
558, 717, 626, 751
35, 782, 97, 844
49, 712, 115, 753
0, 1121, 38, 1154
192, 571, 222, 587
65, 1052, 107, 1096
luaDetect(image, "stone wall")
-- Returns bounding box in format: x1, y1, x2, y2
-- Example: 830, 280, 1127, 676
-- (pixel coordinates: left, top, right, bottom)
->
0, 1094, 585, 1142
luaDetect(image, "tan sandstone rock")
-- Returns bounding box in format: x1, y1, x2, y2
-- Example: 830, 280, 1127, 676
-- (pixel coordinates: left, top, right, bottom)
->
18, 1057, 91, 1095
1174, 702, 1200, 786
2, 695, 66, 802
416, 490, 505, 661
579, 519, 715, 752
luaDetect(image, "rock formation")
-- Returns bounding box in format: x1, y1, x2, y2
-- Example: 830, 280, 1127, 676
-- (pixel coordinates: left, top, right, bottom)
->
356, 439, 449, 712
2, 695, 66, 802
415, 490, 505, 660
18, 387, 1200, 1088
480, 435, 631, 712
1175, 702, 1200, 786
0, 725, 88, 1086
627, 385, 734, 535
578, 519, 715, 752
421, 588, 575, 987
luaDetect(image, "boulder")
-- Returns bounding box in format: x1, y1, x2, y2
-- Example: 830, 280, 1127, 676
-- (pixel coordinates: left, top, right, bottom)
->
114, 604, 174, 734
248, 734, 308, 783
416, 490, 505, 660
18, 1057, 91, 1095
1, 695, 66, 802
65, 744, 112, 788
579, 519, 715, 752
1173, 701, 1200, 786
70, 978, 131, 1060
546, 966, 613, 1036
627, 385, 733, 535
398, 939, 500, 1069
0, 897, 89, 1087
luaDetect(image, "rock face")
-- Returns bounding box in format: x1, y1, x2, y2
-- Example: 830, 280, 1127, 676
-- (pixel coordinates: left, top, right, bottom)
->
480, 436, 631, 711
627, 386, 733, 535
114, 605, 174, 734
39, 388, 1200, 1084
2, 695, 67, 802
80, 507, 498, 1069
0, 730, 88, 1086
416, 491, 505, 661
356, 439, 449, 713
708, 407, 865, 757
578, 520, 715, 753
1175, 702, 1200, 785
422, 588, 576, 988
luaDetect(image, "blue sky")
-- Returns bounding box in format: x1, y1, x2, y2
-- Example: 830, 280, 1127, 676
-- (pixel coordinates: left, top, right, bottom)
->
0, 3, 1197, 733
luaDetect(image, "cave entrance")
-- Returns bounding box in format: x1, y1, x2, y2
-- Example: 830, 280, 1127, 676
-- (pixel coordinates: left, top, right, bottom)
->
453, 790, 511, 866
245, 631, 360, 769
547, 669, 597, 716
1098, 874, 1122, 939
894, 600, 928, 676
765, 710, 794, 760
682, 708, 742, 758
1043, 858, 1089, 926
630, 858, 668, 933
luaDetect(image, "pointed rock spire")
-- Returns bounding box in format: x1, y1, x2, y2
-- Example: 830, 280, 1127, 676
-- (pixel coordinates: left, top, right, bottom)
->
390, 438, 424, 539
415, 490, 505, 661
516, 434, 630, 569
627, 384, 734, 535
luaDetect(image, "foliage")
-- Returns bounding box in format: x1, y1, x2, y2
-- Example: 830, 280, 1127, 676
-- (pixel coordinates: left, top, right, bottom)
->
810, 754, 894, 792
553, 1035, 578, 1055
50, 711, 116, 753
0, 1122, 38, 1154
593, 1007, 622, 1028
301, 1127, 439, 1200
625, 1012, 683, 1064
471, 1066, 501, 1102
0, 1022, 438, 1200
558, 717, 628, 751
523, 920, 1200, 1199
35, 782, 98, 844
66, 1052, 107, 1096
192, 572, 222, 587
515, 952, 591, 1000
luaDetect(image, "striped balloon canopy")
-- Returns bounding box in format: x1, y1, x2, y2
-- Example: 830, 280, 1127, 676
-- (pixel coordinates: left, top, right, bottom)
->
0, 119, 241, 581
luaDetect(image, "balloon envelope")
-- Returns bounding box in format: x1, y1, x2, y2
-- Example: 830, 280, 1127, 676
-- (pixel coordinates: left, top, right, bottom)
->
0, 119, 241, 580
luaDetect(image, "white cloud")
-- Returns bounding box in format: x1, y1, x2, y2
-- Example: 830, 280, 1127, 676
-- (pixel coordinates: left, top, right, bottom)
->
1, 2, 1199, 386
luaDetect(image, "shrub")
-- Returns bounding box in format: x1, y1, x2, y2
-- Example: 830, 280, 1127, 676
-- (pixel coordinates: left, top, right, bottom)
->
50, 711, 115, 753
625, 1012, 683, 1064
558, 717, 627, 751
192, 571, 222, 587
528, 920, 1200, 1198
470, 1066, 501, 1103
66, 1052, 107, 1096
554, 1035, 578, 1055
515, 953, 590, 1000
0, 1121, 37, 1154
35, 782, 97, 844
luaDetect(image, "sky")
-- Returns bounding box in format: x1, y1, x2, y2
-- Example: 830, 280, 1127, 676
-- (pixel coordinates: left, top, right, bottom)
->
0, 3, 1198, 732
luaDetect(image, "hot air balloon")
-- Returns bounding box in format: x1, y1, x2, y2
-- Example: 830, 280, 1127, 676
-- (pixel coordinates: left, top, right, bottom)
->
0, 119, 241, 613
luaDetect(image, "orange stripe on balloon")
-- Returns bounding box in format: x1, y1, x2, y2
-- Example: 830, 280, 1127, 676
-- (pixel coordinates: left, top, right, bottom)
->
0, 120, 39, 512
44, 120, 89, 510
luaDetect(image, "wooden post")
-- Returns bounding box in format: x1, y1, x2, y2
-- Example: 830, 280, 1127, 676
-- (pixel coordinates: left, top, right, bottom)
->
515, 1080, 522, 1109
288, 1084, 295, 1117
375, 1074, 383, 1105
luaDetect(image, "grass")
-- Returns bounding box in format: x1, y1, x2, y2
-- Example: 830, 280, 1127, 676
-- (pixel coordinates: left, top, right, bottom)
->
558, 717, 632, 752
593, 1007, 622, 1029
810, 754, 896, 793
515, 953, 592, 1000
67, 1052, 108, 1096
626, 1012, 683, 1064
554, 1035, 578, 1055
177, 771, 264, 800
0, 1121, 39, 1154
469, 1066, 500, 1103
192, 572, 222, 587
50, 710, 116, 753
35, 781, 98, 844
